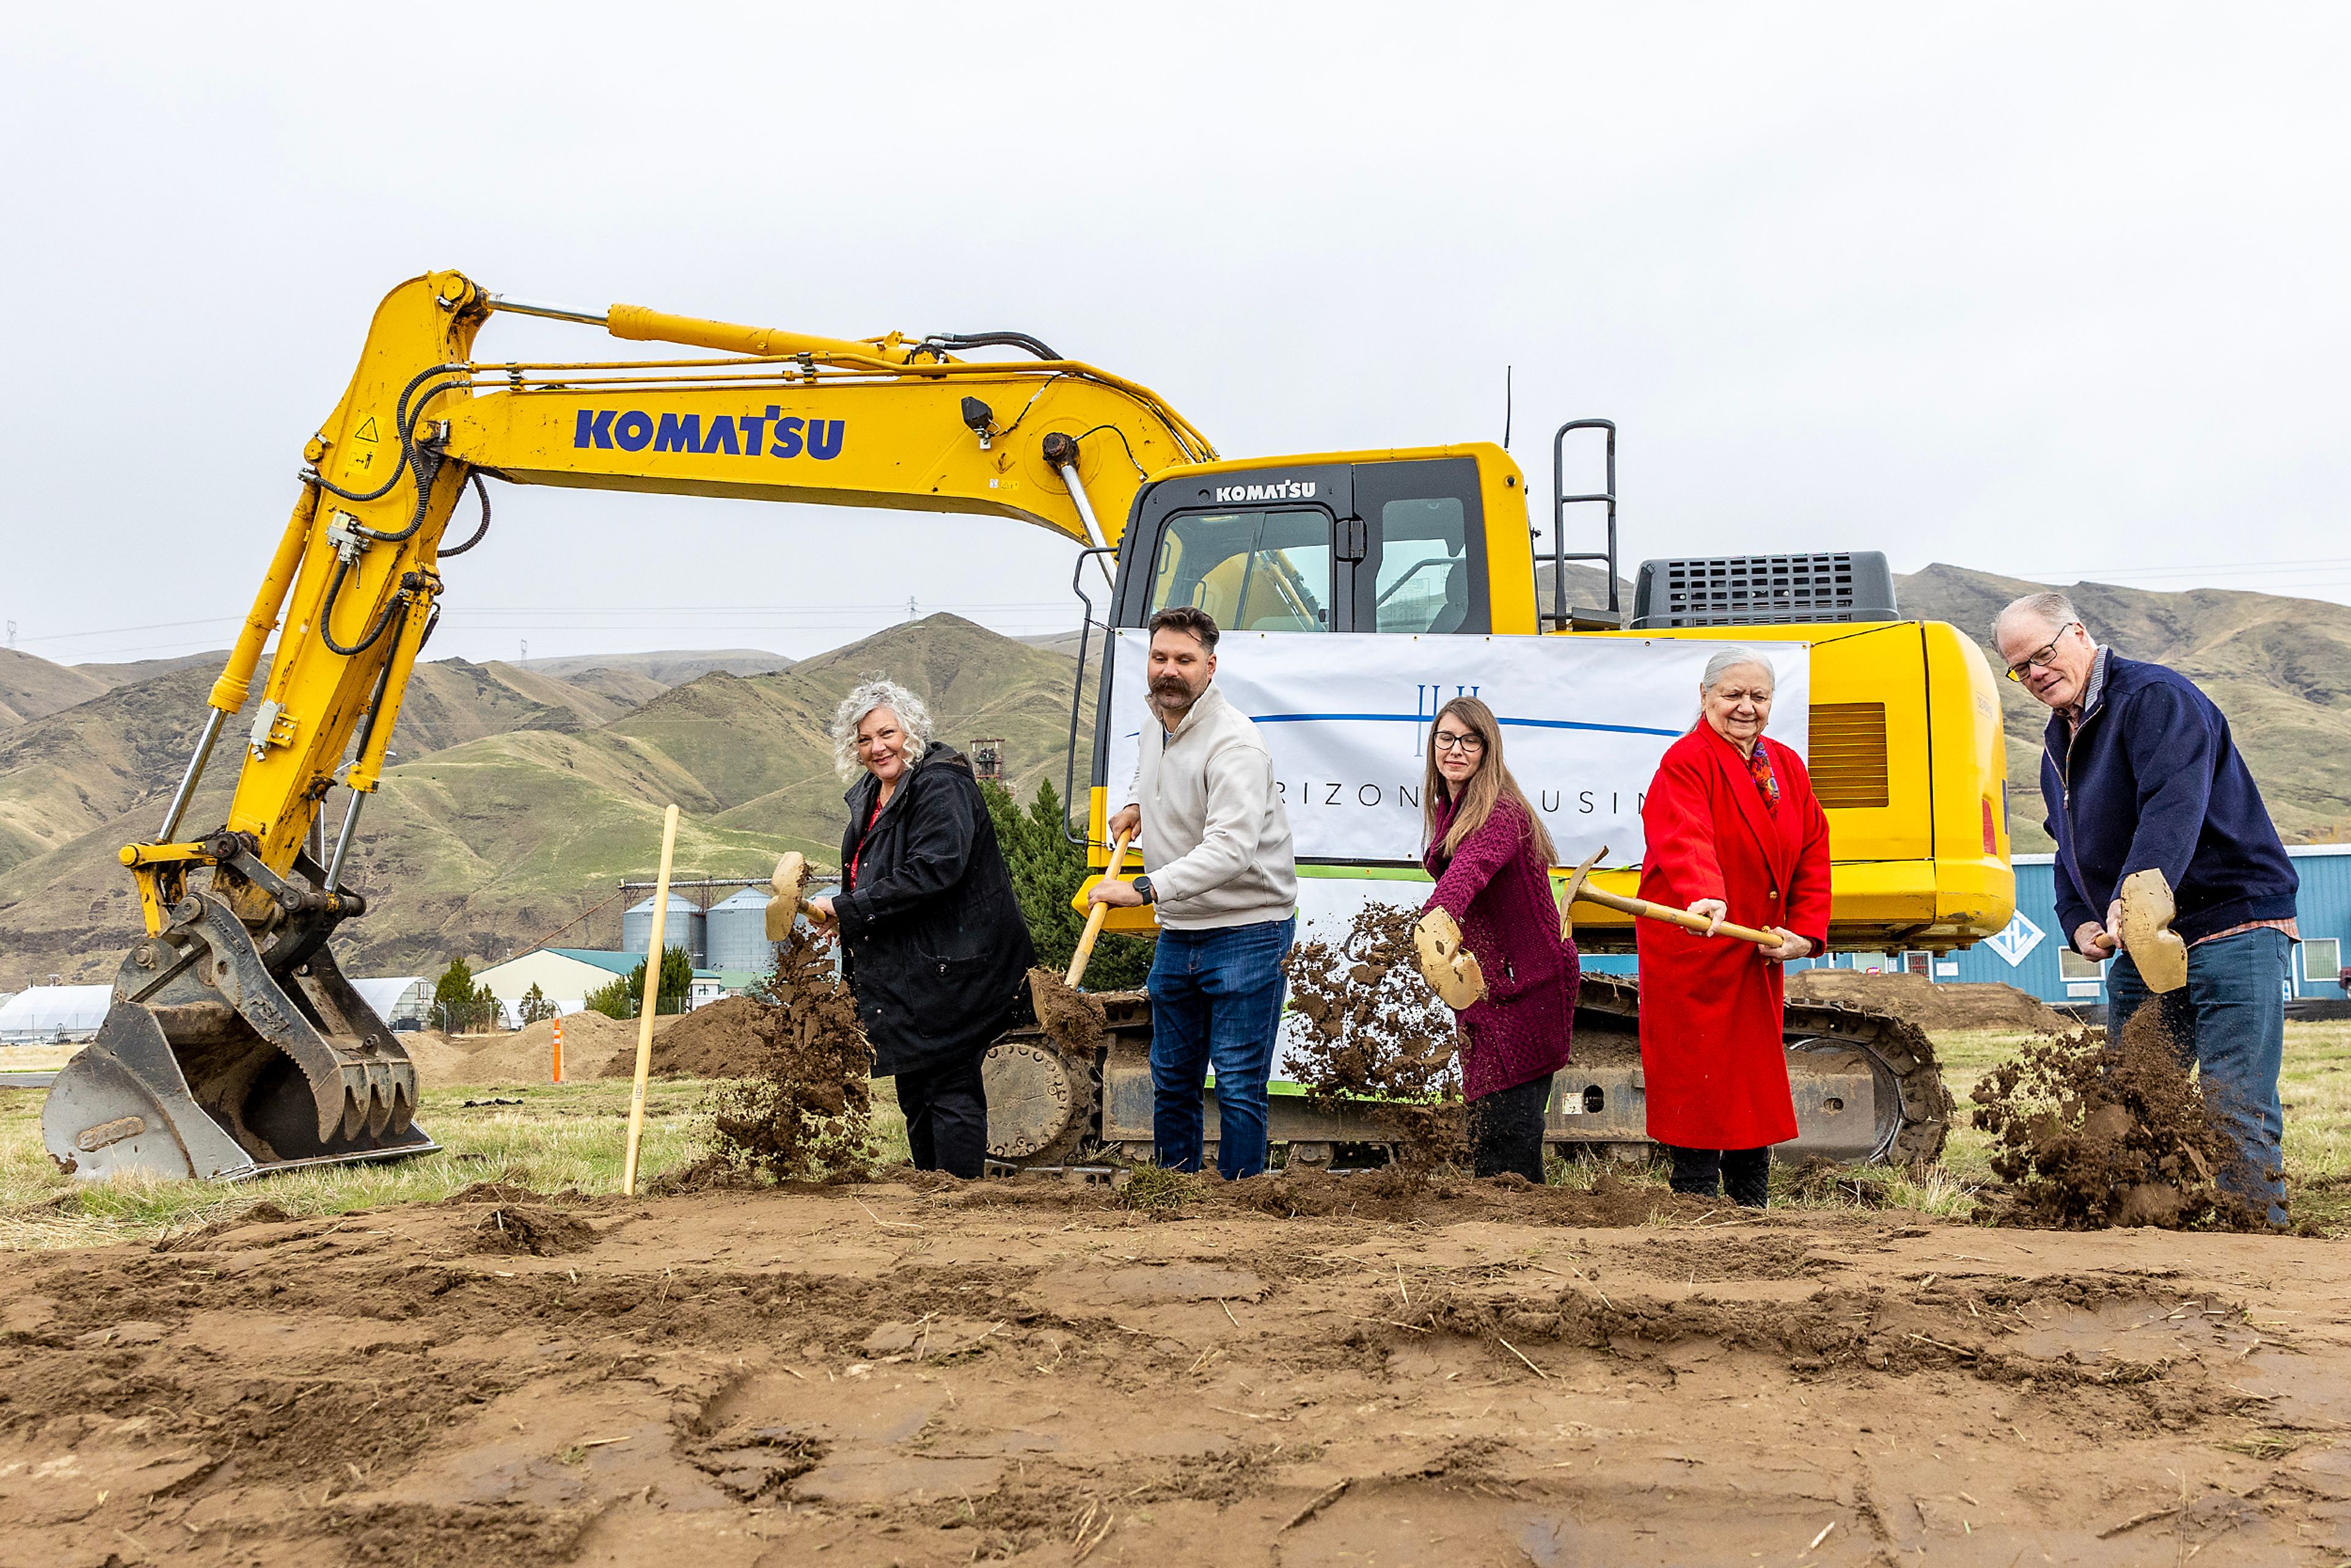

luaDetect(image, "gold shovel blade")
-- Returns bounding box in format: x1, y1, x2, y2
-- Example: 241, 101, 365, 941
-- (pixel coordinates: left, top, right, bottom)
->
765, 850, 808, 942
2117, 868, 2188, 994
1413, 907, 1488, 1009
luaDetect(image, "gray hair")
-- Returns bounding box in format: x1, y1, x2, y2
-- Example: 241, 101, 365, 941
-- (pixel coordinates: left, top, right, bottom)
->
1993, 591, 2082, 649
830, 677, 932, 781
1700, 647, 1775, 692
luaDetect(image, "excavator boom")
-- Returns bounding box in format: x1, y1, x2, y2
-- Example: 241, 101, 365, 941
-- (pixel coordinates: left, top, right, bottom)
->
47, 269, 1210, 1180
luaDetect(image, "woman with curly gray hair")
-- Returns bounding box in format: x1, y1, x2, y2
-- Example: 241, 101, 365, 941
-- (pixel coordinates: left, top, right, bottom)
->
806, 678, 1034, 1177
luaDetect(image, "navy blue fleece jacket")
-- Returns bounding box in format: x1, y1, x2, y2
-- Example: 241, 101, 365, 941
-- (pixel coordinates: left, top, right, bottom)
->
2040, 652, 2297, 947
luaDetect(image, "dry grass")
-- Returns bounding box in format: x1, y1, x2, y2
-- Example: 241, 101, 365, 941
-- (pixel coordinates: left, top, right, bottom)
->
4, 1021, 2341, 1247
0, 1075, 911, 1251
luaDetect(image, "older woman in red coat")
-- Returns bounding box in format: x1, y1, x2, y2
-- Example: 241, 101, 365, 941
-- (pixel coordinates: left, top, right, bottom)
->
1421, 696, 1580, 1182
1636, 649, 1831, 1207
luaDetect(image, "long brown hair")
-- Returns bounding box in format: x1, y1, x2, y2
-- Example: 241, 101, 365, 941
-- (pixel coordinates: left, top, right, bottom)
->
1422, 696, 1558, 865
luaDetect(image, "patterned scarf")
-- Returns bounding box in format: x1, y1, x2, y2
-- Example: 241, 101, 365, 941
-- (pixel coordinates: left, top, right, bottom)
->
1747, 743, 1780, 814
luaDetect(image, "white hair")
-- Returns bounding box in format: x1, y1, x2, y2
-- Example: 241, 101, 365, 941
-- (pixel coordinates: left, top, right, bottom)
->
1993, 591, 2082, 648
830, 677, 932, 781
1700, 647, 1775, 692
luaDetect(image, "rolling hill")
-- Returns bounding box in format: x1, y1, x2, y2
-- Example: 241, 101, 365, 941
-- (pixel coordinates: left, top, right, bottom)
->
1893, 565, 2351, 850
7, 565, 2351, 984
0, 615, 1090, 982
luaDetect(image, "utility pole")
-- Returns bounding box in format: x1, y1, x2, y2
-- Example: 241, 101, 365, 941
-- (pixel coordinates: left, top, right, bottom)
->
5, 621, 13, 651
905, 596, 917, 622
520, 638, 528, 664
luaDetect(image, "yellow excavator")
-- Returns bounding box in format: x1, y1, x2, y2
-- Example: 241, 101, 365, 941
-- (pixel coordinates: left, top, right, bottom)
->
43, 269, 2012, 1181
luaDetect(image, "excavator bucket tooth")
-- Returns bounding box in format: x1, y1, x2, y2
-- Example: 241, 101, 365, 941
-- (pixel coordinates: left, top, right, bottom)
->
42, 898, 438, 1182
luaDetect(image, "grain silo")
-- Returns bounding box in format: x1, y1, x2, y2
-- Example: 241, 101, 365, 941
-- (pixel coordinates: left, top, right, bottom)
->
706, 886, 780, 973
622, 893, 707, 967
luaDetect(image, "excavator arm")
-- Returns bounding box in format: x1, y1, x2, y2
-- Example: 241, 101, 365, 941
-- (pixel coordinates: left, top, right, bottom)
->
53, 268, 1210, 1180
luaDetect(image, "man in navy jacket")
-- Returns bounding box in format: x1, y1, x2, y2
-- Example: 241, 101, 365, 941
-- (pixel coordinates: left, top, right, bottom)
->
1995, 592, 2297, 1224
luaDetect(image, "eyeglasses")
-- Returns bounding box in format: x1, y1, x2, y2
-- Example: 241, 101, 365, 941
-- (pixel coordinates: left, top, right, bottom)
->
1431, 731, 1485, 754
2003, 624, 2080, 683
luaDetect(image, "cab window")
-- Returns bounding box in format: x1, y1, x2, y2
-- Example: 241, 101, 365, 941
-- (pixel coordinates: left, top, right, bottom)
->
1373, 497, 1471, 633
1147, 509, 1333, 632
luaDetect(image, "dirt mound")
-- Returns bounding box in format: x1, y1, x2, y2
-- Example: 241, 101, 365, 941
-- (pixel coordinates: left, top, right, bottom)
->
446, 1009, 648, 1085
394, 1029, 476, 1087
1788, 969, 2074, 1033
596, 996, 772, 1081
701, 926, 876, 1182
1283, 902, 1465, 1173
1971, 1011, 2263, 1229
465, 1204, 596, 1257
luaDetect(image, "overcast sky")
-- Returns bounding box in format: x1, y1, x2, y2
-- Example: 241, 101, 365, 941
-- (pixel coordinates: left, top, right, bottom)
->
5, 4, 2346, 667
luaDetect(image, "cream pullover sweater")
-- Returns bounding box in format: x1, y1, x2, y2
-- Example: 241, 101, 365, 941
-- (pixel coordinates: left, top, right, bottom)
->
1121, 684, 1298, 931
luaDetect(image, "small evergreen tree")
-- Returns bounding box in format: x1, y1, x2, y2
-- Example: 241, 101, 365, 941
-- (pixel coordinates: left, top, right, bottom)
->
518, 983, 556, 1025
586, 944, 696, 1018
583, 973, 634, 1019
981, 779, 1154, 991
432, 956, 503, 1033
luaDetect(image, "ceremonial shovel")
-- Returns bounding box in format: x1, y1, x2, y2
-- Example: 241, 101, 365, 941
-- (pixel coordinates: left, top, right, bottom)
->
1556, 846, 1790, 948
764, 850, 811, 940
2088, 868, 2189, 994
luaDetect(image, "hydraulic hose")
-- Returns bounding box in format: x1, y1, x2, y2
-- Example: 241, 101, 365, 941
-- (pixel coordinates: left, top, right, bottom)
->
317, 557, 407, 658
437, 473, 493, 557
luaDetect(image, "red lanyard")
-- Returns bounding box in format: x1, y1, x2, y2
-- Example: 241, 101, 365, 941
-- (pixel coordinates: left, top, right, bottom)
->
849, 797, 884, 887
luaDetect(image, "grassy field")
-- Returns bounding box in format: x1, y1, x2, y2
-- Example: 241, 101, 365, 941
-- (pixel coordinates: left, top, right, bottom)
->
2, 1022, 2344, 1248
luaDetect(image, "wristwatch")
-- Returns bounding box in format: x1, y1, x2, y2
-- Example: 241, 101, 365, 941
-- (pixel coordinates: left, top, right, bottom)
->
1131, 875, 1155, 904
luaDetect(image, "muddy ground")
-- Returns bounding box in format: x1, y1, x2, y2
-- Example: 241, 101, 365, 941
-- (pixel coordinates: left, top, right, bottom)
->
1, 1178, 2347, 1567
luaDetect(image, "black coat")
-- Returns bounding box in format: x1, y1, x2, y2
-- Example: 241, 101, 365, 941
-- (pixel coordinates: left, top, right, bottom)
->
834, 743, 1037, 1077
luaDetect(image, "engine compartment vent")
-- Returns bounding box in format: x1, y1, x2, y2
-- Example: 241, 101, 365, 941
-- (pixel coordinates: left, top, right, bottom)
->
1630, 551, 1897, 629
1809, 702, 1892, 810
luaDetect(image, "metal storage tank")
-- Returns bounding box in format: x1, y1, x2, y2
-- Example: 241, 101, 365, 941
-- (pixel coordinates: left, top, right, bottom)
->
707, 886, 781, 973
622, 893, 707, 966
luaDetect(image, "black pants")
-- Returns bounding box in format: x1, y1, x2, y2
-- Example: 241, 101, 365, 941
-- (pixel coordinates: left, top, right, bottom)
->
896, 1054, 989, 1179
1468, 1073, 1552, 1184
1668, 1144, 1771, 1207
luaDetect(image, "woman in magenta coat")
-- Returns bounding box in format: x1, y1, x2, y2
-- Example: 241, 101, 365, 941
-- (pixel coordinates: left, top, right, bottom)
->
1421, 696, 1580, 1181
1636, 648, 1832, 1207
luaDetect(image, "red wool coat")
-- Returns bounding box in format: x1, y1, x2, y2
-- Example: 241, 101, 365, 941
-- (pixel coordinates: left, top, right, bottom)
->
1635, 725, 1832, 1150
1423, 792, 1580, 1101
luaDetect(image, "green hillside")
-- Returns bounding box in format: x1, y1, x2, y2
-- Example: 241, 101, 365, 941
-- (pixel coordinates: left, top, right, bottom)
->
0, 615, 1094, 983
6, 571, 2349, 986
1895, 564, 2351, 851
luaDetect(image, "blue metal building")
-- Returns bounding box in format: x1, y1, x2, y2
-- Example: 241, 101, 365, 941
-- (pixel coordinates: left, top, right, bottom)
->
1788, 847, 2351, 1006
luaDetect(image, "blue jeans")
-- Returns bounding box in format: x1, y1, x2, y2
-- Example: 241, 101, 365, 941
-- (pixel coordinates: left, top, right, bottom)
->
2105, 926, 2289, 1226
1147, 918, 1294, 1179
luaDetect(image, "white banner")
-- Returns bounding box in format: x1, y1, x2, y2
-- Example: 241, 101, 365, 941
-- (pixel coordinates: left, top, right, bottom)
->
1107, 630, 1810, 871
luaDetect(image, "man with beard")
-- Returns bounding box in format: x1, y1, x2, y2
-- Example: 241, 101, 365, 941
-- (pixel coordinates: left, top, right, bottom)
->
1090, 606, 1298, 1178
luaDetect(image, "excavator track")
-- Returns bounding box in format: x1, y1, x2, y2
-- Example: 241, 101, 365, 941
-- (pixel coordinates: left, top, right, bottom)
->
997, 977, 1952, 1172
1572, 973, 1953, 1166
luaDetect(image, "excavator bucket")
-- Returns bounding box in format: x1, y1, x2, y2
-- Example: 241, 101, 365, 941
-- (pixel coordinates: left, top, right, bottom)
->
43, 890, 435, 1182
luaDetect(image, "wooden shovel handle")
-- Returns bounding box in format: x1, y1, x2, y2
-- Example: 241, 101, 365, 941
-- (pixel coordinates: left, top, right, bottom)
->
1065, 832, 1135, 988
1567, 883, 1787, 948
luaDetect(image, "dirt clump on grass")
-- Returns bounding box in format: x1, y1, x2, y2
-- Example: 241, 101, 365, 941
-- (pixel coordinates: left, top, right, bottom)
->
1971, 1010, 2263, 1230
693, 926, 877, 1183
1283, 902, 1466, 1176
